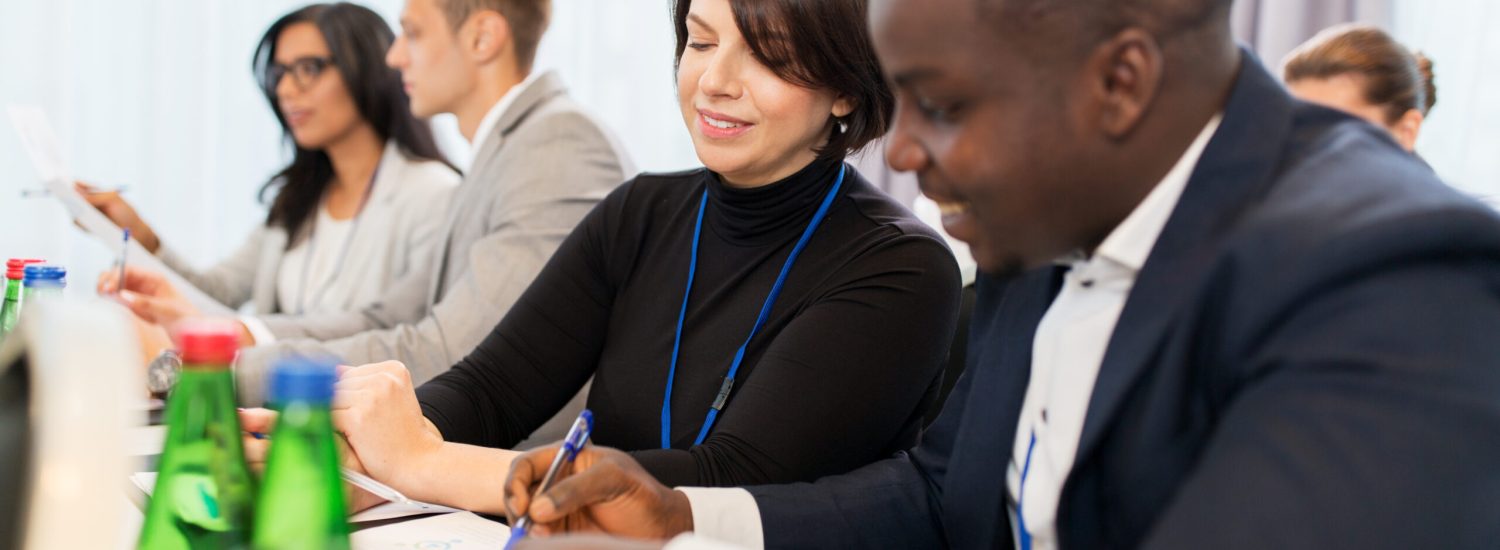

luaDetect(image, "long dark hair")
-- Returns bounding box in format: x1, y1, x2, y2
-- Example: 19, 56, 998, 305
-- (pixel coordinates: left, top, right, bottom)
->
252, 2, 453, 242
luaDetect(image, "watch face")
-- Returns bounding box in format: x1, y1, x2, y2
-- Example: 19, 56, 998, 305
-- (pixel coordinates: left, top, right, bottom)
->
148, 359, 177, 395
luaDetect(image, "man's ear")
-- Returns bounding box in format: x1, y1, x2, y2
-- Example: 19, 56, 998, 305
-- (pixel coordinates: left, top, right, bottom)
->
1085, 28, 1164, 140
463, 10, 513, 64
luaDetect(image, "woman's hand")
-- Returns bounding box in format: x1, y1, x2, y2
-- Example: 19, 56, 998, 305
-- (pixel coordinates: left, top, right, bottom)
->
331, 361, 446, 494
76, 181, 160, 253
239, 407, 386, 512
98, 266, 201, 327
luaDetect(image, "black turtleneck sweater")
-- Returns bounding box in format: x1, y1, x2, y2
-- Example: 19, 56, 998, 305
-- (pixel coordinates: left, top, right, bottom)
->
417, 160, 961, 487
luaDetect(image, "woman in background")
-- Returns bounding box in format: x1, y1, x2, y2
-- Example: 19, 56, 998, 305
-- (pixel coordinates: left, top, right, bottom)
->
88, 3, 458, 320
1283, 24, 1436, 152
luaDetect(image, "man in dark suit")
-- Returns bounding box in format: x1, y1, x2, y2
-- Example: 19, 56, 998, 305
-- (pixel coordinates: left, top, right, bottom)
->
499, 0, 1500, 548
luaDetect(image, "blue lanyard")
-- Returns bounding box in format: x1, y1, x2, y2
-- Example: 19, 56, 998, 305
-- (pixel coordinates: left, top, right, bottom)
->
660, 164, 847, 449
1016, 430, 1037, 550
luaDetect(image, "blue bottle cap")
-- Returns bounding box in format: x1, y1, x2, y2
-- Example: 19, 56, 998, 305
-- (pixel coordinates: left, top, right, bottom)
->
22, 265, 66, 287
269, 356, 339, 404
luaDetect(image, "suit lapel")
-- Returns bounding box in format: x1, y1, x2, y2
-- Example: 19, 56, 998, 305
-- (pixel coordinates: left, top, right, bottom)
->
1072, 51, 1299, 465
946, 267, 1066, 549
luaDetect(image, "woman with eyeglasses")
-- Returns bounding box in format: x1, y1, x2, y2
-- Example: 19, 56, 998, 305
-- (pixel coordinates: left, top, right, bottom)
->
83, 3, 458, 319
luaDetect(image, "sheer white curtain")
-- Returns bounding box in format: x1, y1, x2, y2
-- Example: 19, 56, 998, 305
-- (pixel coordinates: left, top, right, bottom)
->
1393, 0, 1500, 201
1231, 0, 1394, 66
0, 0, 697, 296
530, 0, 698, 174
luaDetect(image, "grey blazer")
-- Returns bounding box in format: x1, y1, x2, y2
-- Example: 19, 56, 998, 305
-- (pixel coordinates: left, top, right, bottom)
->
156, 140, 459, 315
234, 73, 631, 444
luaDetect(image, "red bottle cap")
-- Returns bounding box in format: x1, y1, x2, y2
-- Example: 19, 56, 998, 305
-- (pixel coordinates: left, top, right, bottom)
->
6, 259, 43, 280
176, 320, 242, 365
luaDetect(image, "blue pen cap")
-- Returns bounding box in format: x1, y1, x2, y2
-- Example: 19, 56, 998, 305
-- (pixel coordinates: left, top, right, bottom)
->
269, 355, 339, 404
22, 265, 66, 288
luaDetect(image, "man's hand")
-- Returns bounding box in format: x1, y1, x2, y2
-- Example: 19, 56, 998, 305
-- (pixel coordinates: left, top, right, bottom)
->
505, 446, 694, 540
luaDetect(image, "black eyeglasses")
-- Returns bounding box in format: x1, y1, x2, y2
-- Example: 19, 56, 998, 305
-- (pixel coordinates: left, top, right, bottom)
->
264, 56, 334, 93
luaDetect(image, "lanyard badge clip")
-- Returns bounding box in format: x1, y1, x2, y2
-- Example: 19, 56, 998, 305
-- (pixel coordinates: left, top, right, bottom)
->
711, 377, 735, 411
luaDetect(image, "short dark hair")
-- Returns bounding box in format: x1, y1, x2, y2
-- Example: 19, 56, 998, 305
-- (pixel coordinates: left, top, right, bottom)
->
1283, 24, 1436, 124
438, 0, 551, 72
980, 0, 1231, 34
975, 0, 1233, 64
252, 3, 451, 243
672, 0, 893, 161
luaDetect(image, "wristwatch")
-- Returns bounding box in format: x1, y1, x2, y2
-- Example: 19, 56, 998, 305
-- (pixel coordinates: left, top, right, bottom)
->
146, 349, 182, 397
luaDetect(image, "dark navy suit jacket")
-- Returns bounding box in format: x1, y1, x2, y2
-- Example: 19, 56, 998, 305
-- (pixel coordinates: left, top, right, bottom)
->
748, 51, 1500, 549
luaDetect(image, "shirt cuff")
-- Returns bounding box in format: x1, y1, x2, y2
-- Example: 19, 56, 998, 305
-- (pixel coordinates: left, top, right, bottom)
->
239, 315, 276, 346
676, 487, 764, 550
663, 532, 754, 550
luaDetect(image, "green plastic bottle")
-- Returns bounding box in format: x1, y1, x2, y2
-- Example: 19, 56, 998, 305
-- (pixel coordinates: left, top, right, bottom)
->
139, 322, 256, 550
0, 258, 43, 340
252, 356, 350, 550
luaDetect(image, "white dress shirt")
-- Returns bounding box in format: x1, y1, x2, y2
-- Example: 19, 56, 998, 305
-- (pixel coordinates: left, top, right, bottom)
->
1006, 114, 1220, 549
470, 70, 542, 159
678, 115, 1221, 550
276, 207, 355, 314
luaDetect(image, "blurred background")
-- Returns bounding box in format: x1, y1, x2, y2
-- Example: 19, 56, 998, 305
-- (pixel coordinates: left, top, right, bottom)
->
1, 0, 1495, 296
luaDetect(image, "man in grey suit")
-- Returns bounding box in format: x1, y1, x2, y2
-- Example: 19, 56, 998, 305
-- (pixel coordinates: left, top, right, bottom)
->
124, 0, 627, 443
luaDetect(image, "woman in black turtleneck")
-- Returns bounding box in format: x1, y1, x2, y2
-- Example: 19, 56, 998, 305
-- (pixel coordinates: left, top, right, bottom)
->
321, 0, 960, 513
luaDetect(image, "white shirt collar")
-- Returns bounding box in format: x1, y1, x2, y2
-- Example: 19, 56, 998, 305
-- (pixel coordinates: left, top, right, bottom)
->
1091, 114, 1223, 273
469, 70, 544, 159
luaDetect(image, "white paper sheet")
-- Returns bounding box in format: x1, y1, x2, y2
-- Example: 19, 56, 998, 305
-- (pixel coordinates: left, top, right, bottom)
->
351, 512, 511, 549
130, 471, 463, 524
130, 472, 156, 494
350, 501, 464, 523
125, 426, 166, 458
7, 104, 232, 316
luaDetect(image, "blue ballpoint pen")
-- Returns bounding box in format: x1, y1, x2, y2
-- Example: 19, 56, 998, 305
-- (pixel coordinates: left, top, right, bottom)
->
505, 409, 595, 549
116, 229, 130, 295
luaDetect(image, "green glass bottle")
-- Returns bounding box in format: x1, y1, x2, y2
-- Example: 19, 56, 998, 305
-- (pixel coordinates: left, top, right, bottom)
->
0, 259, 42, 340
139, 322, 256, 550
252, 356, 350, 550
